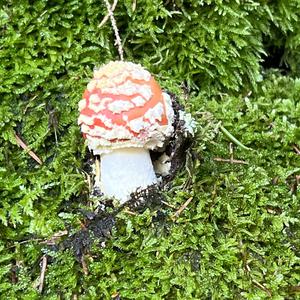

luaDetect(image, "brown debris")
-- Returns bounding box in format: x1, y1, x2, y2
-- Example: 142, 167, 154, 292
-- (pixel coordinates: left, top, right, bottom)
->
41, 230, 68, 245
38, 255, 48, 293
172, 197, 193, 220
213, 158, 249, 165
213, 142, 248, 165
81, 255, 89, 275
252, 279, 272, 297
293, 144, 300, 155
15, 133, 43, 165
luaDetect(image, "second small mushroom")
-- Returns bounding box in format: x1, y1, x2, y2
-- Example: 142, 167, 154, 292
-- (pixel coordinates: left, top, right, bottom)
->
78, 61, 174, 203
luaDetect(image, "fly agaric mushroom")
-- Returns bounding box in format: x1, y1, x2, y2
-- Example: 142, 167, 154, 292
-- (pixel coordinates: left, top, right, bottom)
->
78, 61, 174, 203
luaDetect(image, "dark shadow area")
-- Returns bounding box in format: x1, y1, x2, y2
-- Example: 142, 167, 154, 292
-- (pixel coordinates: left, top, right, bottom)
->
262, 43, 290, 74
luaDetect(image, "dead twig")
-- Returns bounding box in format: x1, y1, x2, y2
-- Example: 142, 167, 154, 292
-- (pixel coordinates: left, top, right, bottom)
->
289, 285, 300, 293
112, 292, 121, 299
81, 255, 89, 276
213, 143, 249, 165
161, 200, 177, 209
229, 142, 233, 160
8, 238, 43, 249
40, 230, 68, 245
252, 279, 272, 297
15, 133, 43, 165
123, 208, 138, 216
94, 157, 101, 188
99, 0, 118, 27
213, 157, 249, 165
293, 144, 300, 155
38, 255, 47, 293
172, 197, 193, 220
102, 0, 124, 61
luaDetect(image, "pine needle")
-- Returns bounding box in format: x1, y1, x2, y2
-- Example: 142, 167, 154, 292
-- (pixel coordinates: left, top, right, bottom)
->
172, 197, 193, 220
15, 133, 43, 165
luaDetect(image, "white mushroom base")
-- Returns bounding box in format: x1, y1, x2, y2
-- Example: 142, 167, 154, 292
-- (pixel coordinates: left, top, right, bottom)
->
100, 148, 157, 204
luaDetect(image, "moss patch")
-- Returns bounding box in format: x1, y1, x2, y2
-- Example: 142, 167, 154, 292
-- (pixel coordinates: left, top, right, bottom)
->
0, 1, 299, 299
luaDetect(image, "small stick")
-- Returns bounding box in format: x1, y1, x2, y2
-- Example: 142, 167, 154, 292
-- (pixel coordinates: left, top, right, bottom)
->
103, 0, 124, 61
293, 144, 300, 155
95, 157, 101, 187
38, 255, 47, 293
99, 0, 118, 27
23, 95, 38, 114
213, 158, 249, 165
289, 285, 300, 293
15, 133, 43, 165
252, 279, 272, 297
124, 208, 138, 216
53, 127, 58, 146
161, 200, 177, 209
8, 238, 43, 249
40, 230, 68, 245
172, 197, 193, 220
81, 256, 89, 275
229, 142, 234, 162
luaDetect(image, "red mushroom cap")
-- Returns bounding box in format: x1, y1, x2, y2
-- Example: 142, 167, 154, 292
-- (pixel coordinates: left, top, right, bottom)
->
78, 61, 174, 154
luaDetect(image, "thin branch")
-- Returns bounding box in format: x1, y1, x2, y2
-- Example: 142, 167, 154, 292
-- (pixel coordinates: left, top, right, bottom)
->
40, 230, 68, 245
172, 197, 193, 220
252, 279, 272, 297
81, 255, 89, 276
15, 133, 43, 165
95, 157, 101, 188
229, 142, 234, 161
293, 144, 300, 155
8, 230, 68, 249
99, 0, 118, 27
38, 255, 48, 293
289, 285, 300, 293
213, 158, 249, 165
161, 200, 177, 209
124, 208, 138, 215
103, 0, 124, 61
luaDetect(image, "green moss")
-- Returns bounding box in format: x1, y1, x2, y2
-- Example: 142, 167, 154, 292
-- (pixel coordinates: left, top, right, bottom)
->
0, 1, 300, 299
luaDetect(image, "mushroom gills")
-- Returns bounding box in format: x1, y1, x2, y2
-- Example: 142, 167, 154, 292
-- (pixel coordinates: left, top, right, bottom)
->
100, 148, 157, 204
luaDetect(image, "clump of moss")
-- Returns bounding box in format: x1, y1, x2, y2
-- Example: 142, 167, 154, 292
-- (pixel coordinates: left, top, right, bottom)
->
0, 1, 300, 299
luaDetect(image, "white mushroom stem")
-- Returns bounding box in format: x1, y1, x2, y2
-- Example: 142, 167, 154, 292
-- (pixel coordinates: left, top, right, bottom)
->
100, 148, 157, 204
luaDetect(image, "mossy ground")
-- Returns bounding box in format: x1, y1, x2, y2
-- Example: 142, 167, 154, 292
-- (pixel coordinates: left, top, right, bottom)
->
0, 1, 300, 299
